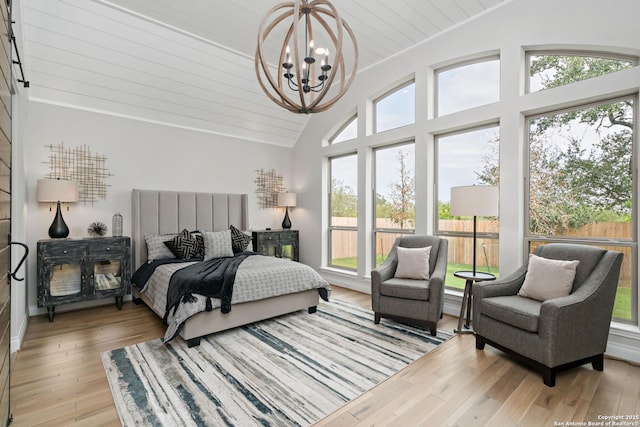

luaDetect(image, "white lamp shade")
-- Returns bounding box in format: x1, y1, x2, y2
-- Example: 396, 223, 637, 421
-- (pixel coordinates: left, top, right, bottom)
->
37, 179, 78, 203
277, 192, 297, 207
450, 185, 498, 217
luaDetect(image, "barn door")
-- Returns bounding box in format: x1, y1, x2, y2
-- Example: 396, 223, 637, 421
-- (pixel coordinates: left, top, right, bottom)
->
0, 0, 12, 424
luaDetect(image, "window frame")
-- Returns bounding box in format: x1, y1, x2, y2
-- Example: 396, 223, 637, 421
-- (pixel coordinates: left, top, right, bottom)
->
372, 140, 416, 267
525, 50, 639, 94
434, 55, 500, 117
329, 114, 358, 144
434, 124, 501, 289
372, 80, 416, 134
524, 94, 638, 323
328, 153, 359, 271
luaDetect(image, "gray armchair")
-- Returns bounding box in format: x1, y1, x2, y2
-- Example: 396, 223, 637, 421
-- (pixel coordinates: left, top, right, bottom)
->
473, 243, 623, 387
371, 235, 448, 336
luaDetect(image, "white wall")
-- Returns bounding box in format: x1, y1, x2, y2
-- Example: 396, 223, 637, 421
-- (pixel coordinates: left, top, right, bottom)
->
20, 101, 293, 325
292, 0, 640, 361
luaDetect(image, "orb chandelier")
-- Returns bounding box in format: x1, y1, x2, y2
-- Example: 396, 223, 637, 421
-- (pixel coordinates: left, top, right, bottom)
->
255, 0, 358, 114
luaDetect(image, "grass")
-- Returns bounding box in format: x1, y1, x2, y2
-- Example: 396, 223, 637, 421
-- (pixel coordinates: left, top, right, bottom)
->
331, 257, 632, 321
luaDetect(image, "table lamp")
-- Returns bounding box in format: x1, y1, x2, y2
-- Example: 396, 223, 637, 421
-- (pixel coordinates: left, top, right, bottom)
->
37, 178, 79, 238
277, 192, 297, 229
450, 185, 499, 275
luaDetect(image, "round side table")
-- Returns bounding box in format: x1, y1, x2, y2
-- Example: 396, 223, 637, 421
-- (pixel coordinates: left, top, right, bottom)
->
453, 271, 496, 334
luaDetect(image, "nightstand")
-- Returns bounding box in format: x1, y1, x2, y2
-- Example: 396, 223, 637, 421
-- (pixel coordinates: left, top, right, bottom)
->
37, 236, 131, 322
252, 229, 299, 261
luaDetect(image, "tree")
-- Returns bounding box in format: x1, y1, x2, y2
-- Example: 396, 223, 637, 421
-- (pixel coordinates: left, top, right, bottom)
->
331, 178, 357, 217
477, 55, 634, 235
386, 149, 415, 228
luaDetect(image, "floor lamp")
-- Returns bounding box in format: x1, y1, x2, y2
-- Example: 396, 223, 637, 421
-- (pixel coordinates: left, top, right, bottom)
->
450, 185, 499, 275
450, 185, 499, 334
37, 179, 79, 238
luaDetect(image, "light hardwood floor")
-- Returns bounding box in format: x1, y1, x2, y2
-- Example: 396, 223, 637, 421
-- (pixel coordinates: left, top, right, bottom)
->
9, 287, 640, 426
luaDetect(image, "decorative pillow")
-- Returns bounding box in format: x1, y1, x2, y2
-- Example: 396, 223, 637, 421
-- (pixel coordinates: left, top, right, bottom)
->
394, 246, 432, 280
518, 254, 580, 301
191, 232, 205, 257
202, 229, 234, 259
163, 229, 202, 259
145, 233, 177, 261
230, 225, 252, 253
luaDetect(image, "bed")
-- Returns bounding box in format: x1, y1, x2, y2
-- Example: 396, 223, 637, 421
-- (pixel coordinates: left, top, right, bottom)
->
131, 189, 330, 347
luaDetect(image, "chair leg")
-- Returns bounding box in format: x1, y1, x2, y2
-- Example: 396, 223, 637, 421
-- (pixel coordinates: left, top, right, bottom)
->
475, 335, 486, 350
542, 367, 556, 387
427, 321, 437, 336
592, 354, 604, 371
374, 312, 381, 324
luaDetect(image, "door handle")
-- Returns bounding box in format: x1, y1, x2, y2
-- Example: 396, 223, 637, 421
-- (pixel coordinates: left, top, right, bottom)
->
10, 241, 29, 281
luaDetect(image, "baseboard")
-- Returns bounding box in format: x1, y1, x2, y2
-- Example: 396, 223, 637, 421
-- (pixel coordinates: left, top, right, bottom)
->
10, 312, 29, 353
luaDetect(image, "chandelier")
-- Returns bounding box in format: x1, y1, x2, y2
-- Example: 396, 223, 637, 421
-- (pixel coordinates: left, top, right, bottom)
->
255, 0, 358, 114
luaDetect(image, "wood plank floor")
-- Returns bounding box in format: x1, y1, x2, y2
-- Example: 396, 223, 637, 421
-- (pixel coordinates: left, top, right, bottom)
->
9, 287, 640, 426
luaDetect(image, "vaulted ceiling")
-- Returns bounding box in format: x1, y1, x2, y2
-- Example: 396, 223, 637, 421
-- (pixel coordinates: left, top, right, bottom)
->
19, 0, 506, 147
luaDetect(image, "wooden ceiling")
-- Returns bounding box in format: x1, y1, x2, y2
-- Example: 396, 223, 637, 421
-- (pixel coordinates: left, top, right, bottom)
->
19, 0, 506, 147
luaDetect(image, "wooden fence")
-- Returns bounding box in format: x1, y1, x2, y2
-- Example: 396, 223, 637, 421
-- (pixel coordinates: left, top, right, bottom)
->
331, 218, 632, 277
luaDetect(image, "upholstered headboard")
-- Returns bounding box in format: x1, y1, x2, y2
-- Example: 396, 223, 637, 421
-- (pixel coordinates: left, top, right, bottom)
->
131, 189, 249, 269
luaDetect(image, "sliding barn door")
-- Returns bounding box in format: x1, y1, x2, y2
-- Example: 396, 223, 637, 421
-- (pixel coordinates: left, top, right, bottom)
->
0, 0, 11, 425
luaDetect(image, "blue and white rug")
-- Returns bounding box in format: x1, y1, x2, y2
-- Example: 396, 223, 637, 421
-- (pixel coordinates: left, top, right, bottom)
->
101, 298, 452, 426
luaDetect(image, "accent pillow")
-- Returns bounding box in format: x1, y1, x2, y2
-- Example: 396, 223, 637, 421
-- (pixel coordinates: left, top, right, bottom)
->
202, 229, 234, 259
394, 246, 432, 280
164, 229, 202, 259
230, 225, 252, 253
518, 254, 580, 301
145, 233, 177, 261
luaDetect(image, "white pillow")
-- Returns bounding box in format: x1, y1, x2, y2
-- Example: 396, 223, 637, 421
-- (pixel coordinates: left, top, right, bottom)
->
518, 253, 580, 301
394, 246, 432, 280
202, 230, 234, 259
145, 233, 177, 262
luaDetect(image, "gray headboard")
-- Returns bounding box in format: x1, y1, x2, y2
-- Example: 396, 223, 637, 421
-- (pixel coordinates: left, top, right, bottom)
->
131, 189, 249, 269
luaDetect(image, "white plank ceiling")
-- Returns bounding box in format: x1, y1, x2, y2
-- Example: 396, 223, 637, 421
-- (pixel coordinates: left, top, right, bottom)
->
19, 0, 506, 147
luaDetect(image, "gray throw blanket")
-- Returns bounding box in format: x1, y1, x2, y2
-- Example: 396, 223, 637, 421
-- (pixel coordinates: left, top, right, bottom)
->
163, 252, 256, 324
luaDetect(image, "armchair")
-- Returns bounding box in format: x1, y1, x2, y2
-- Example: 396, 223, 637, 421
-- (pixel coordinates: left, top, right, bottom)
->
473, 243, 623, 387
371, 235, 448, 336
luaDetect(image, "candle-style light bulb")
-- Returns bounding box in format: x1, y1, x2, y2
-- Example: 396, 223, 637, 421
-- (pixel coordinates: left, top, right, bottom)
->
285, 45, 291, 64
308, 40, 314, 58
325, 48, 329, 64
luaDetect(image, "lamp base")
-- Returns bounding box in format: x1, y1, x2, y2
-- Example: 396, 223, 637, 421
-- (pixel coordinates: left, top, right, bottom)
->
48, 202, 70, 238
282, 207, 292, 229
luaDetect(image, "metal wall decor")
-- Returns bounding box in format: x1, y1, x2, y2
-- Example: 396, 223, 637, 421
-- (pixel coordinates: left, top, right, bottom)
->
43, 142, 113, 205
255, 168, 286, 209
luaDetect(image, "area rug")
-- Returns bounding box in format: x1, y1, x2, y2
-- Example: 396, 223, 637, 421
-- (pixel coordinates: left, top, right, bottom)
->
101, 298, 452, 426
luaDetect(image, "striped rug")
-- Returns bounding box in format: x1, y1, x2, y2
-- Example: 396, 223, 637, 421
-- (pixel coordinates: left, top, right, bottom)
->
101, 298, 452, 426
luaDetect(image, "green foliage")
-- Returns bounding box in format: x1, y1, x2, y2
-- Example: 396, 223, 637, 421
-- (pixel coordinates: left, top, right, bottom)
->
386, 149, 415, 228
477, 55, 634, 235
331, 178, 357, 217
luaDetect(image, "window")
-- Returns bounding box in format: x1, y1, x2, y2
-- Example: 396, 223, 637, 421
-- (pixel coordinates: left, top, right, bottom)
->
527, 52, 637, 93
527, 97, 636, 322
436, 58, 500, 116
436, 126, 500, 290
330, 116, 358, 144
374, 82, 415, 133
373, 142, 415, 267
329, 154, 358, 270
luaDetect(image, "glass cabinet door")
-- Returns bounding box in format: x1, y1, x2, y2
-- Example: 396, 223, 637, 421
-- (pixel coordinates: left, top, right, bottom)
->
48, 261, 83, 298
93, 258, 123, 291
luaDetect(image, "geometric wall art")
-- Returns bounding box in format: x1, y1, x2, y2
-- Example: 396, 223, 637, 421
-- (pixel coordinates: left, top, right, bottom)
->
254, 168, 286, 209
43, 142, 113, 205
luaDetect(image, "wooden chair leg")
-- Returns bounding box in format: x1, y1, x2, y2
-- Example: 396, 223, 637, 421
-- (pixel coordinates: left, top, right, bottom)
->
374, 312, 381, 324
475, 335, 485, 350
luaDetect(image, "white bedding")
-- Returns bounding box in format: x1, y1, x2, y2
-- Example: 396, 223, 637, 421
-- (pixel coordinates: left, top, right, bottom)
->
139, 255, 331, 342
